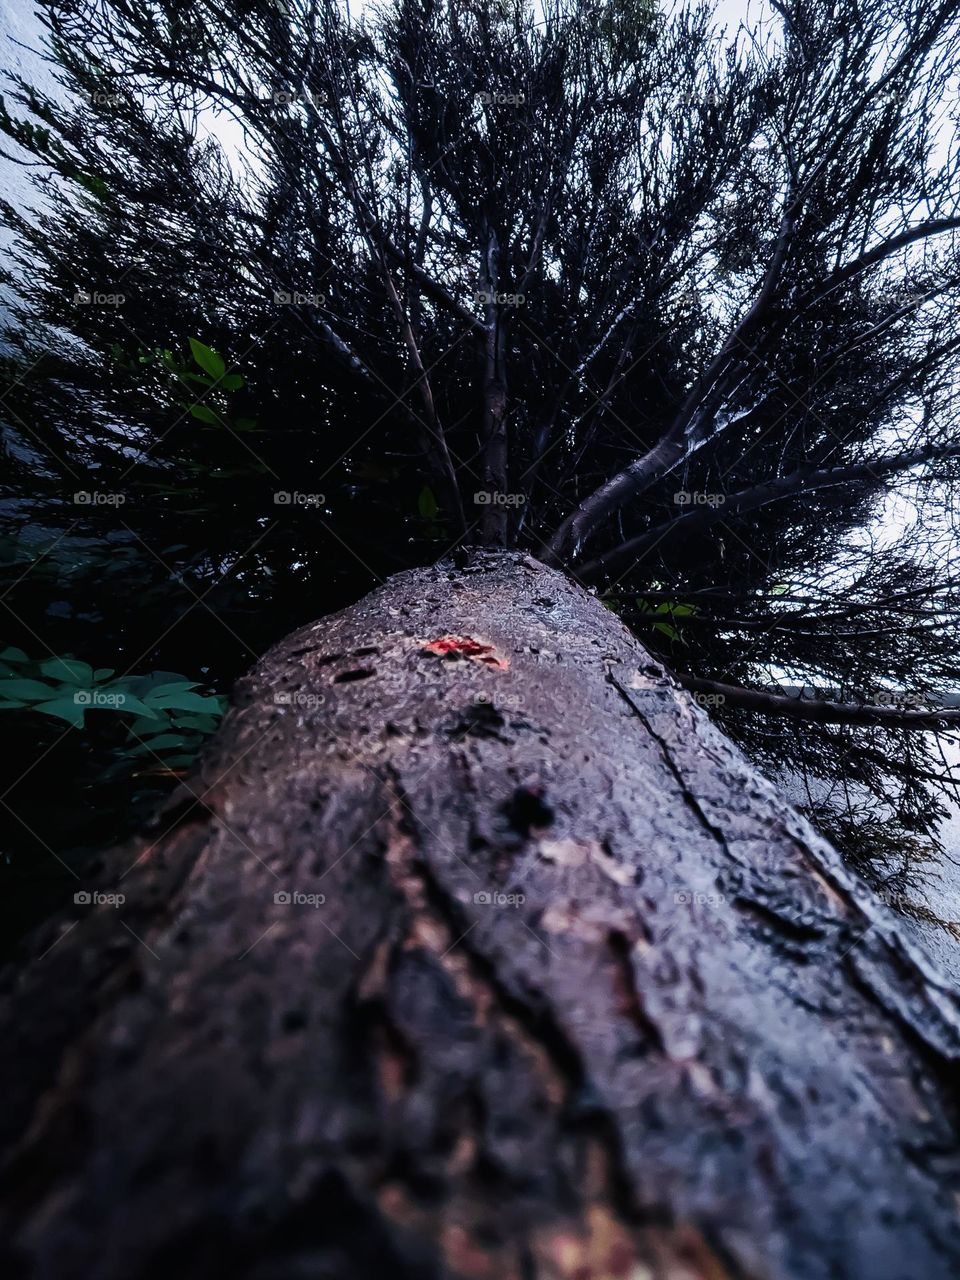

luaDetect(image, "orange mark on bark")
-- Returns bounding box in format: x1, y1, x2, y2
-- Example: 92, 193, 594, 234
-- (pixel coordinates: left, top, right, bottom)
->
421, 635, 509, 669
441, 1224, 504, 1279
535, 1204, 644, 1279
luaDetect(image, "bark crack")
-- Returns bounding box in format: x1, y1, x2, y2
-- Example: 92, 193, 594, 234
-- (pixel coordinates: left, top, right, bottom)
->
608, 672, 735, 864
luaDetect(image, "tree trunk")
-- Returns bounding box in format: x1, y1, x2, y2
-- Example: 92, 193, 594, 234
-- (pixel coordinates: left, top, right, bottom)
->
2, 550, 960, 1280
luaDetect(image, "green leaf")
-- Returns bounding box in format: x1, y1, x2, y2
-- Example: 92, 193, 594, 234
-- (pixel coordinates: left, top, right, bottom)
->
138, 680, 200, 699
167, 713, 219, 733
0, 677, 57, 702
188, 403, 221, 424
220, 372, 245, 391
234, 417, 258, 432
93, 667, 115, 681
0, 646, 28, 663
119, 671, 190, 697
110, 694, 160, 719
188, 338, 226, 379
39, 657, 94, 685
129, 733, 188, 754
144, 691, 222, 713
418, 486, 439, 518
127, 715, 169, 736
31, 696, 85, 727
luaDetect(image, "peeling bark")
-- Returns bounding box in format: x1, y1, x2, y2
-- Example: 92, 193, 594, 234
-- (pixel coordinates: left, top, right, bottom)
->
2, 550, 960, 1280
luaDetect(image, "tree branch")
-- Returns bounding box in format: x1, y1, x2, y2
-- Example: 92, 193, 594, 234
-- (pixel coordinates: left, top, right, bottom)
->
546, 198, 797, 562
807, 218, 960, 307
478, 229, 508, 545
579, 443, 960, 580
676, 673, 960, 730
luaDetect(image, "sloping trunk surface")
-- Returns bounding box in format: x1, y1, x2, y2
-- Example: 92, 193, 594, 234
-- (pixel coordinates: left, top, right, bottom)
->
2, 550, 960, 1280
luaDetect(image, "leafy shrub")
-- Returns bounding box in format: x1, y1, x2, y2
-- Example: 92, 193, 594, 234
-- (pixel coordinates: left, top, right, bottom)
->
0, 645, 226, 774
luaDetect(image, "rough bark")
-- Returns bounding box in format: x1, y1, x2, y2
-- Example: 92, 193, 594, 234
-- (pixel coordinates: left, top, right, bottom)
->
2, 550, 960, 1280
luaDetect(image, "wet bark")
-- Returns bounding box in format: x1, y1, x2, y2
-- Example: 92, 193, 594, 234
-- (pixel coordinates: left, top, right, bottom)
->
2, 550, 960, 1280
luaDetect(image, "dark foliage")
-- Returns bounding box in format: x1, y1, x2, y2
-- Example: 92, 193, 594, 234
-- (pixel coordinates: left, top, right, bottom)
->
3, 0, 960, 920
